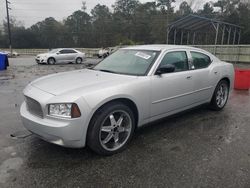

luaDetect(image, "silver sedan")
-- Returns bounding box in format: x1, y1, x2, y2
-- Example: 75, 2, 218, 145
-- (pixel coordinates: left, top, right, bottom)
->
20, 45, 234, 155
35, 48, 85, 64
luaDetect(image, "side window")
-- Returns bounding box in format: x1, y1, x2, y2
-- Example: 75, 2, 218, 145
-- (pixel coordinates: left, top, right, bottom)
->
67, 49, 77, 54
159, 51, 188, 72
59, 50, 67, 54
191, 51, 211, 69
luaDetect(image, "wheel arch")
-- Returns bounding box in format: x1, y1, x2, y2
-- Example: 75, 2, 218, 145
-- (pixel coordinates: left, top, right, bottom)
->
210, 76, 231, 101
75, 56, 83, 63
76, 56, 83, 60
88, 97, 139, 128
220, 76, 231, 87
219, 77, 231, 89
212, 77, 231, 95
47, 57, 56, 63
209, 76, 231, 110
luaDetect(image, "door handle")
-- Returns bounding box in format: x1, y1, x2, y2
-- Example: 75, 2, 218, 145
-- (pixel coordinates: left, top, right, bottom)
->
214, 71, 218, 74
186, 76, 192, 80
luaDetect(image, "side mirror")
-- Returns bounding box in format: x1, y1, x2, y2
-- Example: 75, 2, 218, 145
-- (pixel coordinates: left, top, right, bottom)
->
56, 52, 60, 55
156, 64, 175, 75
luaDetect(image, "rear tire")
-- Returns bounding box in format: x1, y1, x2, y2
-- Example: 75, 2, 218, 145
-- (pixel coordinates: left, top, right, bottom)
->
87, 102, 135, 155
76, 57, 83, 64
209, 80, 229, 111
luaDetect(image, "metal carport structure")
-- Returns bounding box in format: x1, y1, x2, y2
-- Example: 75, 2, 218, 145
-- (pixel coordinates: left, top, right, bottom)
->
167, 14, 242, 46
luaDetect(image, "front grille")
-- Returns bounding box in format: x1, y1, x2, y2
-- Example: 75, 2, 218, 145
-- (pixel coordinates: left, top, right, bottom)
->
25, 96, 43, 118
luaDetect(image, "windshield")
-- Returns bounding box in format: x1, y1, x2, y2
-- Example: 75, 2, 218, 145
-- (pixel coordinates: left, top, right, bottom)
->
49, 49, 59, 54
94, 49, 160, 76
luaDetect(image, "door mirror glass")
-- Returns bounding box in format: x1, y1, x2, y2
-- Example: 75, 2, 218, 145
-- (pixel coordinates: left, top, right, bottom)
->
156, 64, 175, 75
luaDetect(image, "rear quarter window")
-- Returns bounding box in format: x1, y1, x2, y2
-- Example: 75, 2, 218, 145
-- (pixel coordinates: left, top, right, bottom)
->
191, 51, 211, 69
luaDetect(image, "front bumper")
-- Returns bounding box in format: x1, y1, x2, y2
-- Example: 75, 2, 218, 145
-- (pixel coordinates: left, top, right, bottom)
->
35, 57, 47, 64
20, 102, 86, 148
20, 84, 92, 148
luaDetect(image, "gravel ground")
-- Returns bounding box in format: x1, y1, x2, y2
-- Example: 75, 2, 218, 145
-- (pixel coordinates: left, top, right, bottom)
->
0, 57, 250, 188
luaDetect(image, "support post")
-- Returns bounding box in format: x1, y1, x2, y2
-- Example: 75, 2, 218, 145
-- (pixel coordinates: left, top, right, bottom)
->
180, 30, 183, 45
166, 27, 169, 44
5, 0, 12, 54
238, 29, 241, 45
227, 27, 231, 45
221, 25, 225, 45
214, 23, 219, 45
192, 32, 196, 45
233, 27, 237, 45
187, 31, 190, 45
166, 26, 173, 44
214, 23, 219, 54
173, 29, 177, 44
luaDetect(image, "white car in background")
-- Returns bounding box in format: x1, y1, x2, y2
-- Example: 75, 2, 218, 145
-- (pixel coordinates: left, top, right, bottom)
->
36, 48, 85, 64
98, 47, 114, 58
1, 50, 19, 57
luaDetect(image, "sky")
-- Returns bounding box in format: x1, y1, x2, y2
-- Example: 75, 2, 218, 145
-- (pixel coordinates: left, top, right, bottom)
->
0, 0, 211, 28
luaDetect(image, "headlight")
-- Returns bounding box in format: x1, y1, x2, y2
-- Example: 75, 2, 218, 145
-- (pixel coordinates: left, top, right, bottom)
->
48, 103, 81, 118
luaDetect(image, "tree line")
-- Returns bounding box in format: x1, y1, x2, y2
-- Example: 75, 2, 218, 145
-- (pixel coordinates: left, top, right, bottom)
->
0, 0, 250, 49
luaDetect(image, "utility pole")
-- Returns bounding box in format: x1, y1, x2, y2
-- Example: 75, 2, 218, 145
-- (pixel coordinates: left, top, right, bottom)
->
5, 0, 12, 55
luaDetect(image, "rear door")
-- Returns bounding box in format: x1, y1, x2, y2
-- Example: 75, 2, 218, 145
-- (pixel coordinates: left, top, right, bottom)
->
66, 49, 78, 61
187, 51, 217, 103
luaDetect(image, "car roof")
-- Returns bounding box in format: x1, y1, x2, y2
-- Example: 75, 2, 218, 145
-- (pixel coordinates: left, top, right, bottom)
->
123, 44, 202, 52
53, 48, 76, 51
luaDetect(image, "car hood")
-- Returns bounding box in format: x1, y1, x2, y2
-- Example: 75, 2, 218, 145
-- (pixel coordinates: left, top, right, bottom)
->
37, 53, 49, 57
30, 69, 137, 96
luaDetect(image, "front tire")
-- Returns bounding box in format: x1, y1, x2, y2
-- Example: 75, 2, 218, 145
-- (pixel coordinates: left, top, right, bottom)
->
87, 102, 135, 155
47, 57, 56, 65
103, 53, 108, 58
209, 80, 229, 111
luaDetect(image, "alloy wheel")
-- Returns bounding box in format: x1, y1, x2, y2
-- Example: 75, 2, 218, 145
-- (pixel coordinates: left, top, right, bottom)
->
76, 58, 82, 64
48, 58, 55, 65
216, 83, 228, 108
99, 110, 132, 151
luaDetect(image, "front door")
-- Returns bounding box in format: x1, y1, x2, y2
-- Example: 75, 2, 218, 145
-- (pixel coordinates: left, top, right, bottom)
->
151, 50, 195, 118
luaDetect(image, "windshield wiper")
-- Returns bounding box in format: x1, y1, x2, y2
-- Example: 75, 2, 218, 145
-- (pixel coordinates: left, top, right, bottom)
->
98, 69, 118, 74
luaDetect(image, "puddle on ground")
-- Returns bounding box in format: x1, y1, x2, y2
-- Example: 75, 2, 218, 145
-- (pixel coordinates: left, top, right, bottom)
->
233, 90, 250, 96
2, 147, 17, 157
170, 145, 182, 152
0, 75, 14, 80
0, 158, 23, 184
